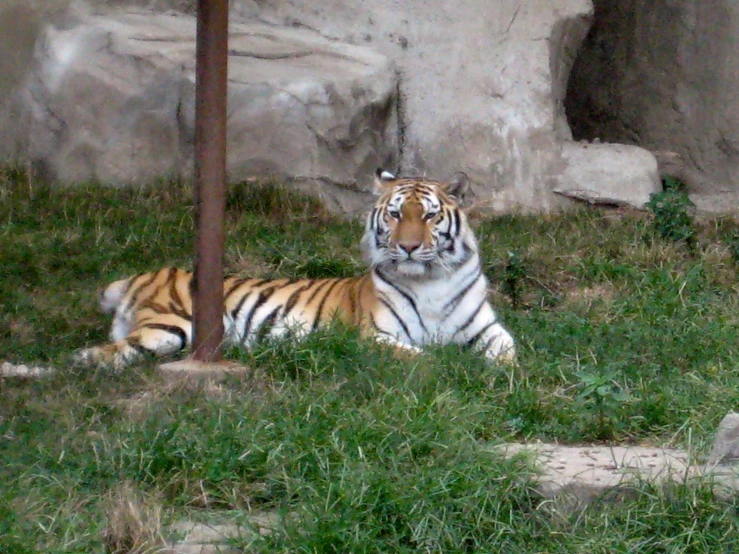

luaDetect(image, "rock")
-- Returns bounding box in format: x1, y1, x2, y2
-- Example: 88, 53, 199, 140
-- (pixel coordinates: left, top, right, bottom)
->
707, 412, 739, 466
553, 142, 662, 209
497, 441, 739, 506
167, 522, 241, 554
708, 465, 739, 502
8, 9, 397, 214
3, 0, 651, 215
249, 0, 598, 213
157, 359, 250, 382
566, 0, 739, 206
167, 514, 276, 554
688, 191, 739, 215
0, 361, 54, 378
497, 443, 692, 504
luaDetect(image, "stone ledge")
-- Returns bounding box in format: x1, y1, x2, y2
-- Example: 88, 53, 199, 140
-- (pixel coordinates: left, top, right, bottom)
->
157, 358, 251, 382
167, 514, 277, 554
495, 441, 739, 504
0, 361, 54, 378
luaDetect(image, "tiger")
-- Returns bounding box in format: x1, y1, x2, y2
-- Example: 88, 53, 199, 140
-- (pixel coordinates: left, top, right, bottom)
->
74, 169, 516, 369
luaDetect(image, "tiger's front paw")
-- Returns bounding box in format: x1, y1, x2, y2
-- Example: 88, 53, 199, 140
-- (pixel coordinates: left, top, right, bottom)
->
71, 345, 128, 371
495, 344, 517, 366
72, 346, 102, 367
485, 333, 517, 366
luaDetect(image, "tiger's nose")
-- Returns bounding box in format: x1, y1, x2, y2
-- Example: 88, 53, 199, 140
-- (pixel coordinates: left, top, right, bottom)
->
399, 240, 422, 254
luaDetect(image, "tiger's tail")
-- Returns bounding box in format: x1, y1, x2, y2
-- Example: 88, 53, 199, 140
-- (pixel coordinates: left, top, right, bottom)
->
98, 277, 133, 314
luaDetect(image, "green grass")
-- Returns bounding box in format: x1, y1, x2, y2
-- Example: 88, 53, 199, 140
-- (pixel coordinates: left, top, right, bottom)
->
1, 166, 738, 552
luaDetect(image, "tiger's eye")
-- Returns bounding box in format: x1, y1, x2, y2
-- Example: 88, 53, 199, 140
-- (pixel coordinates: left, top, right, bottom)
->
388, 210, 401, 219
423, 211, 438, 221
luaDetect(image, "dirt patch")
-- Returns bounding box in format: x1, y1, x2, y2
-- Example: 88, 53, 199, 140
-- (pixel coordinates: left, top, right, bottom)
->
564, 284, 616, 308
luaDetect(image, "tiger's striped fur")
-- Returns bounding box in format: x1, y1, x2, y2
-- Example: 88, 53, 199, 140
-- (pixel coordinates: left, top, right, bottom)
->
75, 170, 515, 369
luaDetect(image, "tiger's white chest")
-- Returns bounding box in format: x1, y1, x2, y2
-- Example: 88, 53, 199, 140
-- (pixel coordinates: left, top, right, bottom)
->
373, 257, 488, 346
415, 292, 464, 341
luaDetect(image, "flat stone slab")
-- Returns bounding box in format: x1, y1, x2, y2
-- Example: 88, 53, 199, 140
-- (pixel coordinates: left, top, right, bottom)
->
0, 361, 54, 378
501, 443, 689, 498
167, 514, 276, 554
497, 442, 739, 503
157, 359, 251, 382
167, 522, 241, 554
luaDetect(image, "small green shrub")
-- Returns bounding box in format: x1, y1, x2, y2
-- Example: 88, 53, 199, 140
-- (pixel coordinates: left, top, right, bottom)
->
502, 250, 526, 309
724, 231, 739, 266
647, 177, 696, 248
574, 367, 635, 441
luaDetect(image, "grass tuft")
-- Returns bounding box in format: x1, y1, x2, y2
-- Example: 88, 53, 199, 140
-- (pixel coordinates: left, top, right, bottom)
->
102, 483, 166, 554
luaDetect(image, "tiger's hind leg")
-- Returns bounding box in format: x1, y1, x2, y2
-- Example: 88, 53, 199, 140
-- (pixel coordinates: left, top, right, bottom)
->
74, 319, 191, 370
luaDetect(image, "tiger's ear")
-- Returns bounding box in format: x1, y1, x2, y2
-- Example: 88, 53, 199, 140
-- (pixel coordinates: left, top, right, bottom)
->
442, 172, 469, 201
373, 168, 396, 195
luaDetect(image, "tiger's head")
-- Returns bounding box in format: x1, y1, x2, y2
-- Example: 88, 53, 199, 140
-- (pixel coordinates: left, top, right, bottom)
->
361, 169, 478, 279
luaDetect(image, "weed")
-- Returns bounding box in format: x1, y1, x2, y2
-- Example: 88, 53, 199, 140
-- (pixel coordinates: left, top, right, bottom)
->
502, 249, 526, 309
647, 177, 696, 249
724, 232, 739, 266
574, 366, 635, 440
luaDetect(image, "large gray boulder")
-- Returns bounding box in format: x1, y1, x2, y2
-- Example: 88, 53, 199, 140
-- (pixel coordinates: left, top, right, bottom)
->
3, 7, 397, 213
708, 412, 739, 466
554, 142, 660, 208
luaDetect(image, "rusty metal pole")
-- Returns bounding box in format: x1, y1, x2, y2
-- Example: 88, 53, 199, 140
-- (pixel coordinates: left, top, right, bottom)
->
192, 0, 228, 362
